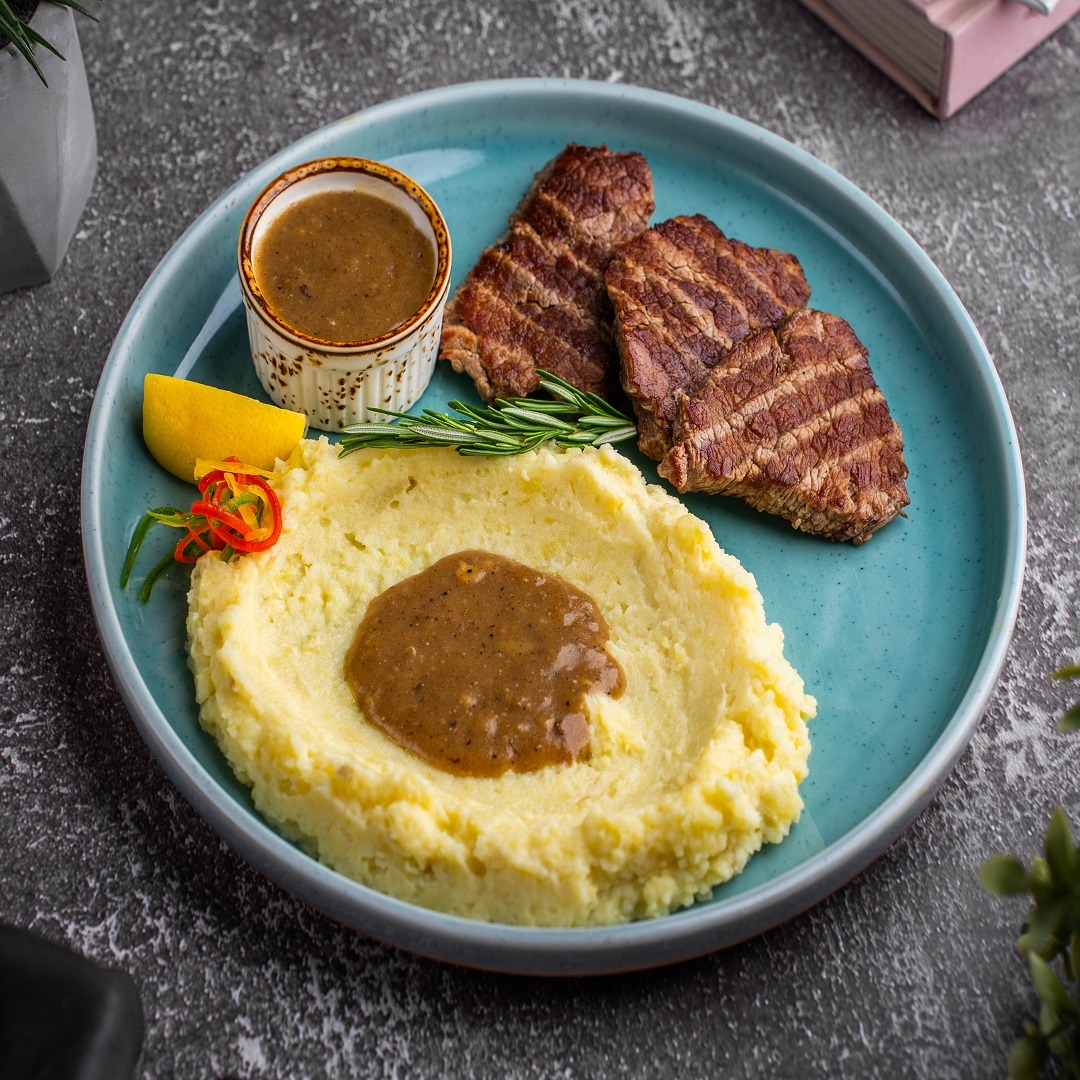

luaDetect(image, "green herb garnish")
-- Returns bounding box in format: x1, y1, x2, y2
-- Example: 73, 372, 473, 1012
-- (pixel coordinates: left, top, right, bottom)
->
337, 370, 637, 459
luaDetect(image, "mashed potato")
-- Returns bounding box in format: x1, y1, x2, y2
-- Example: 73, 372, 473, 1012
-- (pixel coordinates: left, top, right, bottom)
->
187, 439, 814, 926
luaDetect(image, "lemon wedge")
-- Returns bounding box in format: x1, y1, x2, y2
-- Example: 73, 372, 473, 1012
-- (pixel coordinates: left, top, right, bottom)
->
142, 374, 307, 482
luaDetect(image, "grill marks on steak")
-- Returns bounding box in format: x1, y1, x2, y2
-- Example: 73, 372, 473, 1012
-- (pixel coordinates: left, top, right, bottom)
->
659, 309, 910, 544
444, 153, 908, 543
606, 214, 906, 542
605, 215, 811, 460
439, 144, 654, 402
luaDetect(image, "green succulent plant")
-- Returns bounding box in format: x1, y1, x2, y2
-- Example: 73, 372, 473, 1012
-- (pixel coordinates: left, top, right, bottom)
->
1056, 665, 1080, 734
981, 666, 1080, 1078
0, 0, 99, 86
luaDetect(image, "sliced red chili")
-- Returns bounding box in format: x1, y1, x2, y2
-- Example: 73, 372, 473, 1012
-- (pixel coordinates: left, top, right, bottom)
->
122, 458, 284, 602
190, 500, 250, 533
233, 484, 282, 552
174, 526, 214, 563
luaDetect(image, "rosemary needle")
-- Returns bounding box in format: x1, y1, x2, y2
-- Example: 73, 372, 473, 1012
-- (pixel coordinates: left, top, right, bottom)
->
337, 371, 638, 459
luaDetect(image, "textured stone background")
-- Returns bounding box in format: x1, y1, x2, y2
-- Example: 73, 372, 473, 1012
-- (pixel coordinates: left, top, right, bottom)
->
1, 0, 1078, 1076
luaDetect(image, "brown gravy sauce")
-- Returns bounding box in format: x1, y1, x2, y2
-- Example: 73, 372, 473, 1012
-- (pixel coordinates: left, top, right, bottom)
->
254, 188, 436, 343
344, 550, 625, 778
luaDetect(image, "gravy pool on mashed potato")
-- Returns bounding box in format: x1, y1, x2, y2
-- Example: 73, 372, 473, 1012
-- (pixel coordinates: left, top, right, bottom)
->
186, 439, 815, 927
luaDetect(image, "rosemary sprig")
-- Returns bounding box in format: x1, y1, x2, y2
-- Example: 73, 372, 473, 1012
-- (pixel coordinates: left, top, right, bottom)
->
337, 370, 638, 459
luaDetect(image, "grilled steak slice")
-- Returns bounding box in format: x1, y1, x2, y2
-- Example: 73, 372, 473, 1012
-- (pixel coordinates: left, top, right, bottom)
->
440, 144, 654, 402
605, 214, 810, 460
659, 309, 909, 544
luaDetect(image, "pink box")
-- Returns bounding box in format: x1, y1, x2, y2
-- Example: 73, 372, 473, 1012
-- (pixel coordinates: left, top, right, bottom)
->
799, 0, 1080, 118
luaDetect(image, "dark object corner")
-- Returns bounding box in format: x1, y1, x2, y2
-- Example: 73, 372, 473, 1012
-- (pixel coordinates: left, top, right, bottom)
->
0, 924, 144, 1080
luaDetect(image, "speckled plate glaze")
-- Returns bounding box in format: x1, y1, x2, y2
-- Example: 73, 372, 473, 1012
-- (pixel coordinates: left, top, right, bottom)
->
81, 79, 1026, 975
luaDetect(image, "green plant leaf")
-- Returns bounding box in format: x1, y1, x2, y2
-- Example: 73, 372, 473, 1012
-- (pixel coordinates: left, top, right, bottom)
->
982, 855, 1030, 895
988, 786, 1080, 1080
1029, 857, 1059, 908
1040, 1000, 1062, 1035
1008, 1033, 1047, 1079
51, 0, 99, 20
1060, 703, 1080, 733
0, 4, 46, 83
1018, 932, 1040, 958
1054, 665, 1080, 680
1046, 809, 1078, 887
1065, 893, 1080, 931
1027, 897, 1070, 960
1031, 954, 1078, 1015
19, 18, 65, 60
1045, 1028, 1077, 1061
0, 0, 100, 84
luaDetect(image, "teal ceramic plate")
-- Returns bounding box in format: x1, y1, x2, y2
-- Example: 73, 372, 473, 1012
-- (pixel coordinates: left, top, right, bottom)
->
81, 80, 1025, 974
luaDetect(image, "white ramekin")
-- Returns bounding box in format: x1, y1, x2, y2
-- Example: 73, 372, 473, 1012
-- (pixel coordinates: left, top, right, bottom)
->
237, 157, 452, 431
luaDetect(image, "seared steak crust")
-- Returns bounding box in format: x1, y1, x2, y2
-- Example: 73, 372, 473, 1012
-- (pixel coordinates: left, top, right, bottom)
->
440, 144, 654, 402
605, 214, 810, 460
659, 309, 909, 544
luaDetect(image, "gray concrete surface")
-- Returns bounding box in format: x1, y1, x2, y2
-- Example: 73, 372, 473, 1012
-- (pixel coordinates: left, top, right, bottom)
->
1, 0, 1078, 1076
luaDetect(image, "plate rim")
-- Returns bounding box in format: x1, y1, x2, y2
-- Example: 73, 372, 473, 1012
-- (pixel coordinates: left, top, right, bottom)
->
80, 77, 1027, 975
